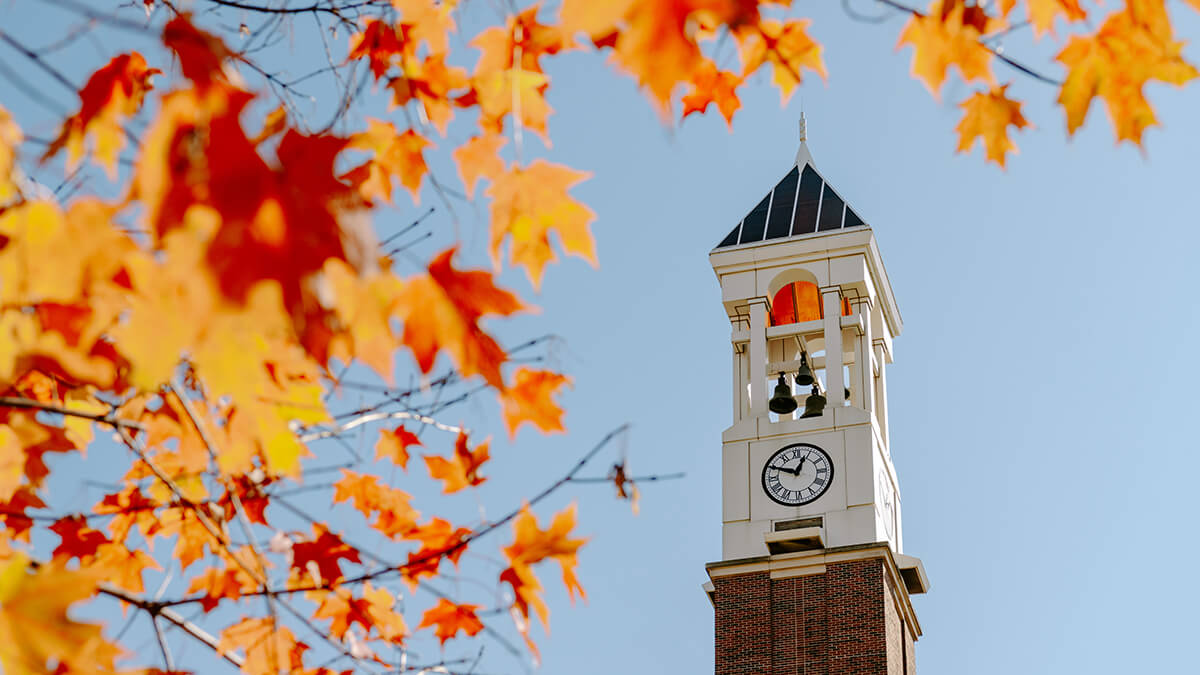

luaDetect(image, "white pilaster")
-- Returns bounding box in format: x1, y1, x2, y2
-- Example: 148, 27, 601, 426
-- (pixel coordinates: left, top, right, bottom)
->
748, 301, 769, 417
822, 289, 844, 407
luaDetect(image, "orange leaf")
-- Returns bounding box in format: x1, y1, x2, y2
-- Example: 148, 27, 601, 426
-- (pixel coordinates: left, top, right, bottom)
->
388, 53, 470, 134
499, 368, 570, 439
453, 133, 507, 198
0, 105, 21, 203
332, 469, 420, 538
1026, 0, 1087, 37
0, 554, 121, 675
424, 431, 490, 493
737, 19, 826, 103
218, 618, 305, 675
401, 517, 471, 588
348, 19, 410, 80
375, 425, 422, 468
162, 14, 235, 88
1056, 1, 1198, 144
312, 582, 407, 642
500, 503, 587, 633
955, 85, 1030, 167
343, 119, 431, 204
417, 598, 485, 645
897, 0, 997, 97
486, 160, 597, 289
40, 52, 159, 177
680, 62, 743, 126
395, 247, 525, 389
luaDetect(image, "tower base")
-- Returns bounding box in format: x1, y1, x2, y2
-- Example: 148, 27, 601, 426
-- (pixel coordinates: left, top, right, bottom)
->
706, 543, 923, 675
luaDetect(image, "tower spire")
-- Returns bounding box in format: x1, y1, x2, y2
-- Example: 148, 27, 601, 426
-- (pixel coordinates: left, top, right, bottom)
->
795, 113, 815, 168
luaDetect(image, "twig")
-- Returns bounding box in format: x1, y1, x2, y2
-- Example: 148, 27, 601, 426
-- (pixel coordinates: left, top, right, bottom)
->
0, 396, 146, 431
96, 583, 246, 668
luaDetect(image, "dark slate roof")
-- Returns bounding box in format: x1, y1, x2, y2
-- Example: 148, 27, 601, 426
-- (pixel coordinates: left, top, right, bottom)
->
715, 161, 867, 250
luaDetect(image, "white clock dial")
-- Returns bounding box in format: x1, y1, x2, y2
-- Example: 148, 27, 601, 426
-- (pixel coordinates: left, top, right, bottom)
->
761, 443, 833, 506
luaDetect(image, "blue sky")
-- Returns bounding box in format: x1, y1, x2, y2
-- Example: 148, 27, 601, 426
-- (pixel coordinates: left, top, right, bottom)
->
5, 1, 1200, 673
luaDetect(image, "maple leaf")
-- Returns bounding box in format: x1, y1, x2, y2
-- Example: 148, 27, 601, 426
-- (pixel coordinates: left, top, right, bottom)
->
955, 85, 1030, 167
737, 18, 826, 103
680, 62, 743, 126
49, 515, 111, 561
348, 19, 410, 80
558, 0, 635, 42
1056, 0, 1198, 144
89, 542, 161, 594
401, 517, 472, 588
499, 368, 570, 439
162, 14, 236, 88
424, 431, 490, 493
486, 160, 597, 289
0, 105, 23, 204
0, 487, 45, 542
599, 0, 762, 109
608, 462, 640, 514
417, 598, 485, 645
453, 133, 507, 198
312, 582, 407, 642
1026, 0, 1087, 37
291, 524, 361, 585
187, 563, 259, 612
332, 470, 420, 538
393, 0, 457, 55
41, 52, 159, 177
897, 0, 997, 97
251, 105, 289, 145
375, 425, 422, 468
219, 618, 305, 675
470, 68, 555, 142
0, 554, 121, 675
472, 4, 565, 76
395, 247, 525, 389
342, 119, 431, 203
500, 503, 587, 632
388, 53, 470, 134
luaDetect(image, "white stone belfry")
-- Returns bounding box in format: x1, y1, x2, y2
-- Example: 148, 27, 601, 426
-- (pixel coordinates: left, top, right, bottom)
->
709, 133, 927, 593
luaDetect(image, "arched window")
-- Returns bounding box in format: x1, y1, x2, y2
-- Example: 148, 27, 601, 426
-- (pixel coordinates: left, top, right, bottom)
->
770, 281, 852, 326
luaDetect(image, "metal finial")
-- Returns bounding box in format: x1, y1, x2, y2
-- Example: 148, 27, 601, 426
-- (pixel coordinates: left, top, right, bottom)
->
799, 113, 807, 143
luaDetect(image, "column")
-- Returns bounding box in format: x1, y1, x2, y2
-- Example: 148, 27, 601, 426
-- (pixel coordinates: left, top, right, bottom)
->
748, 301, 769, 417
858, 298, 875, 416
873, 342, 889, 450
821, 288, 844, 407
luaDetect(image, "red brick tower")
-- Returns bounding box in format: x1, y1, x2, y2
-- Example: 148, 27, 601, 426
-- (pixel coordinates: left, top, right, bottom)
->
706, 124, 928, 675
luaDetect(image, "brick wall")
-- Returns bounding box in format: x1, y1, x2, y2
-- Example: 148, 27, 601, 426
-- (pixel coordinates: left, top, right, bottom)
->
712, 558, 912, 675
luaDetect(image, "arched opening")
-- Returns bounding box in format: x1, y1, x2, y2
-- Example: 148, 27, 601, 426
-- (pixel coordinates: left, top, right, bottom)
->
769, 281, 852, 326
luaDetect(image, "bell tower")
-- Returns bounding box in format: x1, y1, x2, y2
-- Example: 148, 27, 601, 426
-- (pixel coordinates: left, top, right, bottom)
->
705, 124, 929, 675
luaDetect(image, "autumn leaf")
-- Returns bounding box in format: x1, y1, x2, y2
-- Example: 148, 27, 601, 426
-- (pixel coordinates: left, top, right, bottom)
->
348, 19, 410, 80
401, 517, 472, 588
376, 425, 422, 468
955, 85, 1030, 167
500, 503, 587, 640
0, 554, 120, 675
1026, 0, 1087, 37
453, 133, 507, 198
291, 524, 361, 585
219, 617, 305, 675
0, 105, 23, 204
343, 119, 431, 204
332, 469, 420, 538
424, 431, 490, 493
162, 14, 236, 88
897, 0, 997, 97
471, 68, 555, 142
472, 5, 565, 76
41, 52, 159, 177
49, 515, 111, 561
680, 62, 743, 126
395, 247, 525, 389
608, 462, 640, 514
417, 597, 485, 645
500, 368, 570, 439
187, 563, 259, 612
1056, 0, 1198, 144
251, 105, 288, 144
312, 582, 406, 642
393, 0, 457, 56
388, 53, 470, 134
486, 161, 597, 289
737, 18, 826, 103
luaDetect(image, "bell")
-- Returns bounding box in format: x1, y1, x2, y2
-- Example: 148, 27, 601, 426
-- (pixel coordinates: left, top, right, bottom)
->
800, 385, 826, 418
795, 353, 814, 387
768, 374, 798, 415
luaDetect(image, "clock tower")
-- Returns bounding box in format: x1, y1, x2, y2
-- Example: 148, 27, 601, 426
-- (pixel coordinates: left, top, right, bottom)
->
705, 124, 929, 674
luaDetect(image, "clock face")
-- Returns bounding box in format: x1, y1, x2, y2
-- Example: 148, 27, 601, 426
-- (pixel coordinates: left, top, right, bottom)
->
761, 443, 834, 506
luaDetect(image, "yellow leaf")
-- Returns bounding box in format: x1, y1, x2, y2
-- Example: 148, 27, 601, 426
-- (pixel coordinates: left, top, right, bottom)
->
897, 0, 997, 97
955, 85, 1030, 167
1026, 0, 1087, 37
485, 161, 597, 289
0, 105, 21, 204
0, 554, 121, 675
